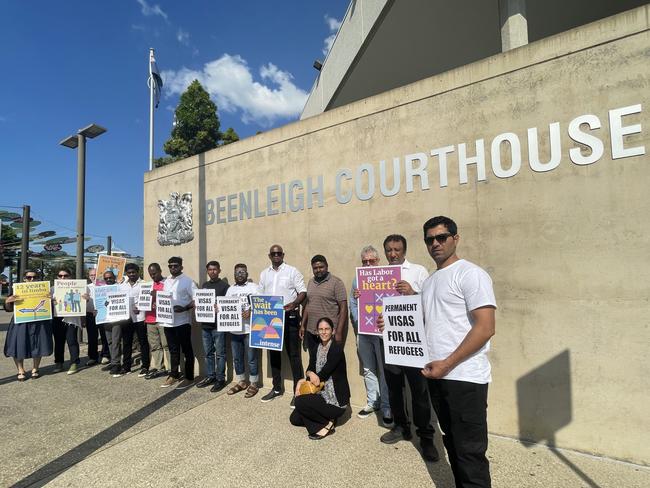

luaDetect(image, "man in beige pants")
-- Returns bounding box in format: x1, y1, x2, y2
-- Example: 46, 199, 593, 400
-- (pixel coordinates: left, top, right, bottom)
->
142, 263, 170, 379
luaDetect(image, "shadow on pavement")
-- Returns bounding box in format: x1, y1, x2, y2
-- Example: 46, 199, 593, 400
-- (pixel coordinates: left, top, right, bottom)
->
12, 388, 189, 488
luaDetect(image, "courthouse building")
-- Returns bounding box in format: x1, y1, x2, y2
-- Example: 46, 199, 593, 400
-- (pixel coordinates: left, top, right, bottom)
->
144, 1, 649, 465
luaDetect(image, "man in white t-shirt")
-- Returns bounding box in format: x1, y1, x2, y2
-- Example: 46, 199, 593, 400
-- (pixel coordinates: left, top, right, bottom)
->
420, 216, 496, 488
380, 234, 438, 463
225, 263, 260, 398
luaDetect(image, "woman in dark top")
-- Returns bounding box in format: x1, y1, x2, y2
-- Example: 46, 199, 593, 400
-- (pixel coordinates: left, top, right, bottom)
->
290, 317, 350, 440
3, 270, 53, 381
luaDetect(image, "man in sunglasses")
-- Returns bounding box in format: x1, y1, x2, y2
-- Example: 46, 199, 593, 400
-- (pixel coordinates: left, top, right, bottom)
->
380, 234, 438, 463
52, 269, 81, 374
161, 256, 197, 389
419, 216, 496, 488
259, 244, 306, 406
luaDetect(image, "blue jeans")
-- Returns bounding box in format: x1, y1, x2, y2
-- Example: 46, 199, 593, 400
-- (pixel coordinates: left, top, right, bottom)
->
358, 333, 391, 416
230, 333, 259, 383
202, 329, 226, 381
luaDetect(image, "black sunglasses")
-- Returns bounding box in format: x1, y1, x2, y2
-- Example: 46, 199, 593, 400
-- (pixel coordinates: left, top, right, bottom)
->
58, 274, 71, 278
424, 233, 453, 246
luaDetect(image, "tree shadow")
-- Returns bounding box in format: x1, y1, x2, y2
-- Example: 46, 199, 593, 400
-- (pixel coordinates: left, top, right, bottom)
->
11, 388, 188, 488
517, 349, 601, 488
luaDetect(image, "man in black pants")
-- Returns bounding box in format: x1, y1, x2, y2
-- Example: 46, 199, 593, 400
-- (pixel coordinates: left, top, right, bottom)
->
123, 263, 151, 377
379, 234, 438, 463
258, 244, 306, 407
161, 257, 197, 390
421, 216, 496, 488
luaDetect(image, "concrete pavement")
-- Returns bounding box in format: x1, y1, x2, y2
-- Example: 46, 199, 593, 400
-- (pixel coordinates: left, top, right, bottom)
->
0, 310, 648, 487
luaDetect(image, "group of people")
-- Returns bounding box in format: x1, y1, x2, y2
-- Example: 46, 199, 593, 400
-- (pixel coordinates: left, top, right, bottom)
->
3, 215, 496, 488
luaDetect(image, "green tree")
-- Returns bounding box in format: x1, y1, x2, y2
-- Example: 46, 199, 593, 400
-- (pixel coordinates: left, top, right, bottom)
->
156, 80, 240, 168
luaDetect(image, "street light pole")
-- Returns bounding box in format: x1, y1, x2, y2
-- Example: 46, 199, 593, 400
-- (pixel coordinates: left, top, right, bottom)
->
76, 134, 86, 280
60, 123, 106, 280
19, 205, 30, 280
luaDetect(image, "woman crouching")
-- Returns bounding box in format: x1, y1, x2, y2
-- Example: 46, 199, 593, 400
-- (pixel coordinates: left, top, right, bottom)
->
290, 317, 350, 440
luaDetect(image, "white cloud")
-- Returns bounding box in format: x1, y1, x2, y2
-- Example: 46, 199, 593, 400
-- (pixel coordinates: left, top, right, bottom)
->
176, 28, 190, 45
322, 15, 342, 56
162, 54, 308, 126
136, 0, 168, 21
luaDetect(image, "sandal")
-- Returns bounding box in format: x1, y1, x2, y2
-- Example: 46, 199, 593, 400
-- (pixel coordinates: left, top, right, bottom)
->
244, 384, 259, 398
227, 381, 249, 395
31, 369, 40, 379
17, 373, 26, 382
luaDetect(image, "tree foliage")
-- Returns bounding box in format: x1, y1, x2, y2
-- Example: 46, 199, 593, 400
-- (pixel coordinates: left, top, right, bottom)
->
157, 80, 240, 168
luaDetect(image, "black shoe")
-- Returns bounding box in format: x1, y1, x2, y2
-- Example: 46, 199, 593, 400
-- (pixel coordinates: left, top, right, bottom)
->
144, 368, 158, 379
196, 377, 217, 388
380, 426, 412, 444
109, 365, 120, 375
421, 442, 440, 462
309, 425, 336, 440
102, 364, 115, 372
210, 379, 227, 393
112, 367, 131, 378
261, 390, 283, 402
290, 396, 296, 409
138, 368, 149, 378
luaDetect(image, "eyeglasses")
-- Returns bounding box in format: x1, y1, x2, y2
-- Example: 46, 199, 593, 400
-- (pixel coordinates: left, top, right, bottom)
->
24, 275, 37, 281
361, 259, 378, 266
424, 233, 453, 246
57, 274, 70, 278
269, 252, 283, 256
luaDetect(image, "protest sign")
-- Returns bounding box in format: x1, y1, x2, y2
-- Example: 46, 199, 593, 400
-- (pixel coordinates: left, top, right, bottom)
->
356, 265, 401, 335
249, 295, 284, 351
216, 296, 242, 332
194, 289, 215, 323
12, 281, 52, 324
105, 292, 130, 322
94, 284, 119, 324
137, 282, 153, 311
95, 255, 126, 285
156, 291, 174, 325
382, 295, 429, 368
53, 279, 87, 317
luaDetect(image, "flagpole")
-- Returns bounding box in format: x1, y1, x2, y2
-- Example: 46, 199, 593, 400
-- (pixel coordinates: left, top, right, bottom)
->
149, 48, 155, 171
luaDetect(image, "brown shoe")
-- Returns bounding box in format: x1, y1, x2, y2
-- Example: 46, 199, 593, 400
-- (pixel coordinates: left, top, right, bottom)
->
227, 380, 250, 395
160, 376, 178, 388
244, 384, 259, 398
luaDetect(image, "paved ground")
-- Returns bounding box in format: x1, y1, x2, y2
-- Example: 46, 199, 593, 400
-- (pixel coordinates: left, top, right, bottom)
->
0, 310, 648, 487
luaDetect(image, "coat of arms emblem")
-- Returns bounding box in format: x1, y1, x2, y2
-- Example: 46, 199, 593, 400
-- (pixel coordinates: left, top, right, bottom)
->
157, 192, 194, 246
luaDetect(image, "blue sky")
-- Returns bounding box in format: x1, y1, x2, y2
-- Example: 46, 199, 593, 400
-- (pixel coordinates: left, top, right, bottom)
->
0, 0, 349, 260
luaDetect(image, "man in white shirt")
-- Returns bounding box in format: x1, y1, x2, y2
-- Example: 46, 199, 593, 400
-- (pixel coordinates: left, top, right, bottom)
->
122, 263, 150, 378
380, 234, 438, 463
258, 244, 306, 405
421, 216, 496, 487
161, 256, 197, 389
225, 263, 260, 398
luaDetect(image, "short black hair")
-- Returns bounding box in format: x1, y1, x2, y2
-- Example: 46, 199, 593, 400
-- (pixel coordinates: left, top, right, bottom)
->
168, 256, 183, 265
103, 270, 116, 278
206, 260, 221, 269
311, 254, 327, 265
234, 263, 247, 270
423, 216, 458, 238
125, 263, 139, 272
383, 234, 407, 253
148, 262, 161, 272
23, 269, 37, 277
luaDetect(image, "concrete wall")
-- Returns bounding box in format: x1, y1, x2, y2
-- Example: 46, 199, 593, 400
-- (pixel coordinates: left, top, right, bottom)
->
144, 7, 650, 464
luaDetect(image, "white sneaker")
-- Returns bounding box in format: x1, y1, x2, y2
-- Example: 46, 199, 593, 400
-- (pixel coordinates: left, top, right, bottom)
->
357, 405, 379, 419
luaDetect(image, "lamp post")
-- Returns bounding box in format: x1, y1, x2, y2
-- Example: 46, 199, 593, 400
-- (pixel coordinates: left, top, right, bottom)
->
60, 124, 107, 279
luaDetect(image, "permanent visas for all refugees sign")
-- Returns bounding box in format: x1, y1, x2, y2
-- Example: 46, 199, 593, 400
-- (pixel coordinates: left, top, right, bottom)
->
53, 279, 87, 317
13, 281, 52, 324
105, 293, 129, 322
381, 295, 429, 368
156, 291, 174, 325
356, 266, 401, 336
203, 104, 645, 225
250, 295, 284, 351
194, 289, 215, 323
94, 284, 119, 325
216, 296, 243, 332
137, 282, 153, 311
